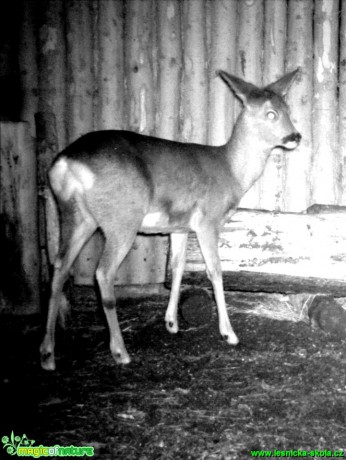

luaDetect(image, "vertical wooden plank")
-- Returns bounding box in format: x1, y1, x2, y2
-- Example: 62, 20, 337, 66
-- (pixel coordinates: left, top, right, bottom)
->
181, 0, 208, 144
157, 0, 182, 141
66, 0, 94, 142
18, 0, 38, 137
284, 0, 313, 212
20, 123, 39, 313
155, 0, 183, 287
236, 0, 264, 209
262, 0, 286, 85
339, 0, 346, 205
124, 0, 166, 286
37, 0, 67, 284
65, 0, 97, 285
35, 112, 60, 270
94, 0, 125, 283
0, 122, 40, 314
259, 0, 287, 211
36, 0, 67, 283
236, 0, 263, 85
0, 1, 21, 121
208, 0, 237, 146
25, 0, 66, 285
37, 0, 67, 150
96, 0, 125, 130
96, 0, 127, 286
311, 0, 339, 205
125, 0, 155, 136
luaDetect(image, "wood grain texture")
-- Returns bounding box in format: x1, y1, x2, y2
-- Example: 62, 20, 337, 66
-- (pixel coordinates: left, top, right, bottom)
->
167, 207, 346, 295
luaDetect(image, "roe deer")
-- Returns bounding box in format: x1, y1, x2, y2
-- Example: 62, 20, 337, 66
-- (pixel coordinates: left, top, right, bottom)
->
40, 69, 301, 370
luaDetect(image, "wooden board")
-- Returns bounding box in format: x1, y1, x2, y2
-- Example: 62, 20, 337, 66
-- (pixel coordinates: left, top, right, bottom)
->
167, 206, 346, 295
0, 122, 40, 313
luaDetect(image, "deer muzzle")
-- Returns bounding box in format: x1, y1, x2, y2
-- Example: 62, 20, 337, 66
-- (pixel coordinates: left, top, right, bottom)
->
281, 132, 302, 150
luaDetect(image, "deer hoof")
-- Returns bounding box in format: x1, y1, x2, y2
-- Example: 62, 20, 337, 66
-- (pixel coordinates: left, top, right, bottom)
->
40, 352, 56, 371
222, 332, 239, 346
111, 350, 131, 365
166, 320, 179, 334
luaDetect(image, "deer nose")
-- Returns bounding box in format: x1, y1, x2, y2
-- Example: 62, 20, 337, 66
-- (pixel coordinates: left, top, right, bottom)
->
293, 132, 302, 144
282, 132, 301, 149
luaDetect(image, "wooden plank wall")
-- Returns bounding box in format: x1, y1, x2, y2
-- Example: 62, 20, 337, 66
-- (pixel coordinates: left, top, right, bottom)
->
0, 123, 40, 313
182, 207, 346, 296
1, 0, 344, 287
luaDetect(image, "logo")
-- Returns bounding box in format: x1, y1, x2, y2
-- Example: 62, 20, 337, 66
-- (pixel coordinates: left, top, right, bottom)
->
2, 432, 94, 457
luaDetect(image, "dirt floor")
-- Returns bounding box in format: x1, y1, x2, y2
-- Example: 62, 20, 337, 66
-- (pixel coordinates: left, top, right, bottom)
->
1, 287, 346, 459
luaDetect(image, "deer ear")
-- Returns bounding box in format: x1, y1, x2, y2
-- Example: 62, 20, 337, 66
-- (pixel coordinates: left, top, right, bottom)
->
266, 67, 301, 97
217, 70, 259, 105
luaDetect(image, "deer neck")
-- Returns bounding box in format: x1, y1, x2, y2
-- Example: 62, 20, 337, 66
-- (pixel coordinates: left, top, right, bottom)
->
224, 113, 272, 196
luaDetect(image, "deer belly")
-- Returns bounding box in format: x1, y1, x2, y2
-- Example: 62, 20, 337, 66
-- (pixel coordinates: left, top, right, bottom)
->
140, 211, 192, 233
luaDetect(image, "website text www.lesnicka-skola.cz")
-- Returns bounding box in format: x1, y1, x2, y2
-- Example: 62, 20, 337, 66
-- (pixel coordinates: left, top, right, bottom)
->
250, 449, 344, 458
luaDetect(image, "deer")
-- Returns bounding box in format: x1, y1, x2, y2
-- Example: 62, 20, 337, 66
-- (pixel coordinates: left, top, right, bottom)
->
40, 68, 301, 370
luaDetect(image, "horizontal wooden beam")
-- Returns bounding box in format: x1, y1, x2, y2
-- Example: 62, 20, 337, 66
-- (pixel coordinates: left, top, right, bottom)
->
177, 271, 346, 296
167, 206, 346, 295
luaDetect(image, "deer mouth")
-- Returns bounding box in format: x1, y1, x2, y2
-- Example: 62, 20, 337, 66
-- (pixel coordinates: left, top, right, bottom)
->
281, 132, 302, 150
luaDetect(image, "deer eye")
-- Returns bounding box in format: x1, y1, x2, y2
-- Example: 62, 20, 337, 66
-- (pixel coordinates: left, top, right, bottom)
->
266, 110, 278, 121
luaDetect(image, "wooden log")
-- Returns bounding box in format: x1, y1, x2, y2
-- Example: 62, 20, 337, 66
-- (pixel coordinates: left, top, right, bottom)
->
65, 0, 101, 285
339, 1, 346, 205
96, 0, 125, 130
37, 0, 67, 150
263, 0, 286, 84
157, 0, 182, 141
181, 0, 208, 144
259, 0, 287, 211
236, 0, 263, 84
0, 2, 21, 122
35, 112, 60, 276
156, 0, 182, 284
166, 207, 346, 295
0, 122, 40, 313
179, 272, 346, 297
18, 0, 38, 137
236, 0, 264, 209
36, 0, 67, 282
93, 0, 125, 281
285, 0, 313, 212
311, 0, 339, 205
122, 0, 167, 286
125, 0, 155, 136
65, 0, 94, 154
208, 0, 237, 146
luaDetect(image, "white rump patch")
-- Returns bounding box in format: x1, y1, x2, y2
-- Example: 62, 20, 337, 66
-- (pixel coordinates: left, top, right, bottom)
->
69, 161, 95, 190
50, 158, 95, 201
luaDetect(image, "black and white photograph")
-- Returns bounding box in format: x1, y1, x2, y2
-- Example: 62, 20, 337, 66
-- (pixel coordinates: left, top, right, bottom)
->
1, 0, 346, 458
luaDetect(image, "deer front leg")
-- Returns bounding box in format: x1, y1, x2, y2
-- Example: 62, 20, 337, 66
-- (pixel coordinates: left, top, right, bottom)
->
165, 233, 188, 334
196, 227, 239, 345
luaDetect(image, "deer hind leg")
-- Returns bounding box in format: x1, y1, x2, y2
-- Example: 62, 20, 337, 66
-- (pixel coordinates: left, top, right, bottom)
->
165, 233, 188, 334
196, 226, 239, 345
96, 223, 140, 365
40, 194, 97, 370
